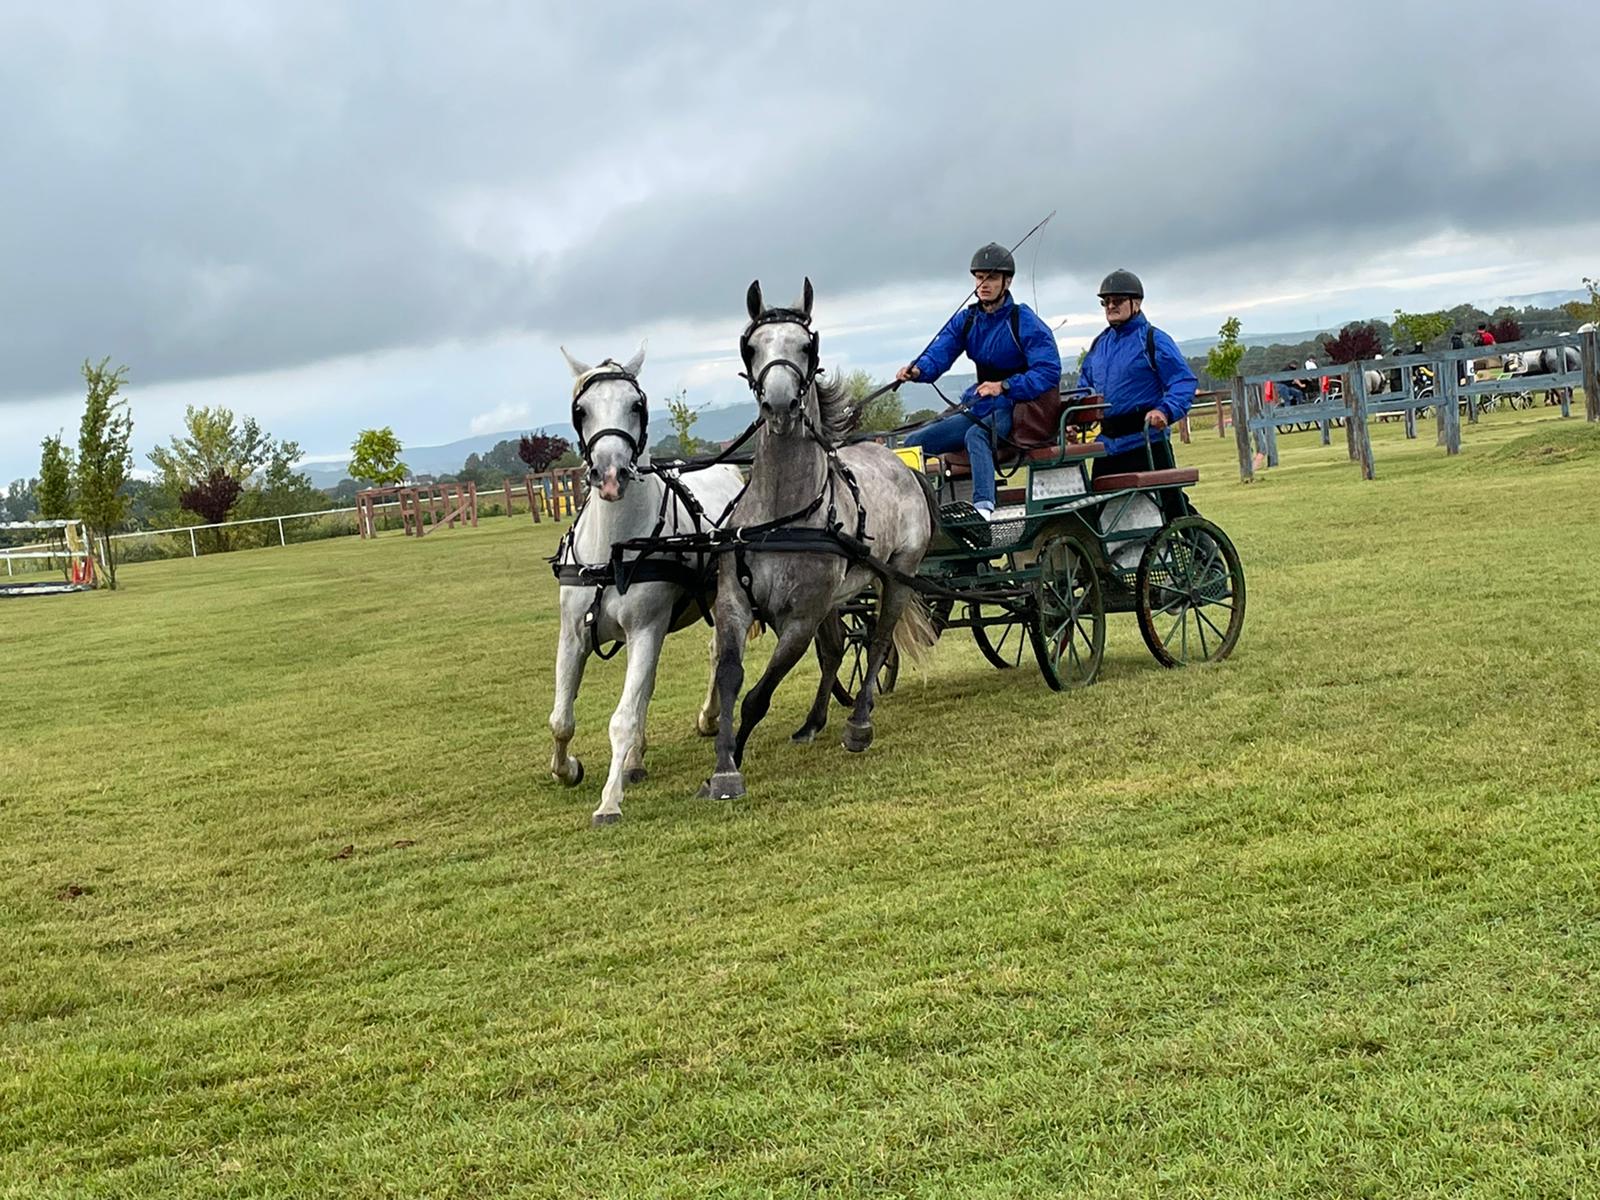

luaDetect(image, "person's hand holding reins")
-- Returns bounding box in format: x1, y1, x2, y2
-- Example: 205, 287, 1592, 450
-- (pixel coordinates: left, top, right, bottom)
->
895, 364, 922, 382
974, 381, 1005, 398
1145, 409, 1169, 431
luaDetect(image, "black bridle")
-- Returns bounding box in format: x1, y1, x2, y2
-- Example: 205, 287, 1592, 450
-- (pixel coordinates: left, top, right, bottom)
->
571, 360, 649, 467
739, 308, 822, 403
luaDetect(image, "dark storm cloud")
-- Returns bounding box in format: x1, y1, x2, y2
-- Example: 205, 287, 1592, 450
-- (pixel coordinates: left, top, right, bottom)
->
2, 0, 1595, 402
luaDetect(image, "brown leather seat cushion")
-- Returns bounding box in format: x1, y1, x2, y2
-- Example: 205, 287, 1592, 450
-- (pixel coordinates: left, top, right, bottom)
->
1091, 467, 1200, 492
941, 442, 1102, 480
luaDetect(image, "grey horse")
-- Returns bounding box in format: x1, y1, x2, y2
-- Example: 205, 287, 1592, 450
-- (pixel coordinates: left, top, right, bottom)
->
702, 279, 937, 801
1504, 346, 1581, 406
1503, 346, 1580, 376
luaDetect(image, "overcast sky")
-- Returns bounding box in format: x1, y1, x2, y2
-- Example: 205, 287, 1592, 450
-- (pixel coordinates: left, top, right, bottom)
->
3, 0, 1598, 482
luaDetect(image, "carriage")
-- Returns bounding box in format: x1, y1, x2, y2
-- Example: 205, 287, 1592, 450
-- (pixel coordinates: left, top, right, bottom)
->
831, 396, 1247, 700
553, 291, 1248, 818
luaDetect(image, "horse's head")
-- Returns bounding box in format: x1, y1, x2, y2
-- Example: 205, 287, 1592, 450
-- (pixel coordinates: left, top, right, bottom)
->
740, 278, 820, 438
1502, 351, 1525, 375
562, 342, 648, 501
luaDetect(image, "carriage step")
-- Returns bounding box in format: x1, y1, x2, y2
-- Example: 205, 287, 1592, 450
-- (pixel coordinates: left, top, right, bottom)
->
937, 502, 992, 550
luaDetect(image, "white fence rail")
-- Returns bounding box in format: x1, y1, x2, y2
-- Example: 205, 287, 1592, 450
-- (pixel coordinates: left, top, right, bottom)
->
106, 502, 411, 561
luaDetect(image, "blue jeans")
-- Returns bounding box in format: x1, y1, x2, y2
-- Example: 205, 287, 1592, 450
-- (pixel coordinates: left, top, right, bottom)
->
904, 407, 1013, 507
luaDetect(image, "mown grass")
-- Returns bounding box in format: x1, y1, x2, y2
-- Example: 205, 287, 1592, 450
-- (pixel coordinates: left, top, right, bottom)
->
4, 404, 1600, 1197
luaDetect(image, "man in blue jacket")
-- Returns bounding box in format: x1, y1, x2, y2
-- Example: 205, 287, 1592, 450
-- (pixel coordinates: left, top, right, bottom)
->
896, 243, 1063, 516
1077, 269, 1196, 478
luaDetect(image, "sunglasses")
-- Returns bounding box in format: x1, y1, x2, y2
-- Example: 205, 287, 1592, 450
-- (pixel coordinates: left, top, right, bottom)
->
1099, 296, 1132, 307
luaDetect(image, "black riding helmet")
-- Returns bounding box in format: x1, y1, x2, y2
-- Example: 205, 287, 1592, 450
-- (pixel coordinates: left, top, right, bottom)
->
970, 242, 1015, 275
1097, 268, 1144, 298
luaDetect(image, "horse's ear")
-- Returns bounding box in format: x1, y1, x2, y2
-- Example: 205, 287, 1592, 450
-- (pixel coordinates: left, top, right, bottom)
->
801, 277, 814, 319
622, 339, 647, 379
560, 346, 591, 378
746, 280, 764, 321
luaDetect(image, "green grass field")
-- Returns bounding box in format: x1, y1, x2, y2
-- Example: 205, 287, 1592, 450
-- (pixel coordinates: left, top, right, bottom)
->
5, 407, 1600, 1197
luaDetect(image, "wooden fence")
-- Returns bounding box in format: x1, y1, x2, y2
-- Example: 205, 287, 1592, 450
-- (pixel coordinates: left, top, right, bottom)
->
1230, 330, 1598, 482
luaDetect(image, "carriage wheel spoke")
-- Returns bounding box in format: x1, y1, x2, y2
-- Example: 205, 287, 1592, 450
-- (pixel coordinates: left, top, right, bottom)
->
1164, 607, 1187, 651
1196, 607, 1230, 646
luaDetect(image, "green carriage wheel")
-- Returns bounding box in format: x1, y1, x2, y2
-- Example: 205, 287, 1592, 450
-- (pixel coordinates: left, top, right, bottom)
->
1134, 516, 1246, 668
970, 602, 1029, 670
1028, 535, 1105, 690
830, 607, 900, 708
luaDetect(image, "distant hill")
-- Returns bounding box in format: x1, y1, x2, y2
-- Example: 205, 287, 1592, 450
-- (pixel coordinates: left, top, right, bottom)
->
1176, 330, 1332, 355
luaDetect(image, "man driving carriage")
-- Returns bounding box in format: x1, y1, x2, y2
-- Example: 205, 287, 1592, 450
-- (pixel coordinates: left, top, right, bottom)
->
895, 242, 1063, 519
1077, 269, 1197, 479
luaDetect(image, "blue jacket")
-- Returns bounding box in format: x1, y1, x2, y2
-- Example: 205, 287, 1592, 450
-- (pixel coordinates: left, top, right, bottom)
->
1077, 312, 1197, 454
913, 293, 1063, 419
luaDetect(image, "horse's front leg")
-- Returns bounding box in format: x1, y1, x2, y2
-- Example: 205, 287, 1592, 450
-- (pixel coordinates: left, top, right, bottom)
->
703, 565, 753, 799
549, 591, 593, 787
592, 606, 670, 827
735, 619, 825, 768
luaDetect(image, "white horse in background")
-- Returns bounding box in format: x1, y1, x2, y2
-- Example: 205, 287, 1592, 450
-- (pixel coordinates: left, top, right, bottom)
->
548, 344, 745, 825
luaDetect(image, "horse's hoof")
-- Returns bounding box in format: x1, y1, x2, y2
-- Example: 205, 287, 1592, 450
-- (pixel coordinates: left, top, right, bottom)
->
591, 810, 621, 827
841, 721, 874, 753
701, 771, 746, 800
790, 726, 818, 744
553, 758, 584, 787
626, 767, 648, 784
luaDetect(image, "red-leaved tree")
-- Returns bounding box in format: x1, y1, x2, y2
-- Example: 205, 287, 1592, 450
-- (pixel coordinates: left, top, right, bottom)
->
518, 433, 572, 474
180, 467, 244, 550
1490, 318, 1523, 344
180, 467, 243, 525
1321, 323, 1385, 365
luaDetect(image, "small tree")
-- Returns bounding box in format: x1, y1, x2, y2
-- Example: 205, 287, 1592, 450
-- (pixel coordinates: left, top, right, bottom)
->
76, 358, 134, 589
1205, 316, 1245, 382
349, 427, 409, 486
38, 435, 74, 519
665, 390, 700, 456
37, 435, 74, 580
1322, 322, 1384, 365
1561, 277, 1600, 326
1391, 309, 1453, 349
837, 369, 901, 433
517, 432, 573, 474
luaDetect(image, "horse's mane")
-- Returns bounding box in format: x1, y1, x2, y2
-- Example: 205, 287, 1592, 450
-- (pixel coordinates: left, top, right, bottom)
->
815, 369, 861, 446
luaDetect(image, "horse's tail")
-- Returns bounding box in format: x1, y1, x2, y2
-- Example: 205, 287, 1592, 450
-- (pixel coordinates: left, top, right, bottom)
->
891, 593, 938, 664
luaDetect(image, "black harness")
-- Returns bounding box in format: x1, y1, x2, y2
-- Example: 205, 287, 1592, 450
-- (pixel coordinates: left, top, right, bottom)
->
570, 360, 649, 466
739, 306, 823, 403
724, 310, 879, 624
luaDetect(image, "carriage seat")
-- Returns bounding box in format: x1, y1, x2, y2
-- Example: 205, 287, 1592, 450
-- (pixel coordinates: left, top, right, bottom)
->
936, 392, 1107, 479
1091, 467, 1200, 492
940, 441, 1101, 480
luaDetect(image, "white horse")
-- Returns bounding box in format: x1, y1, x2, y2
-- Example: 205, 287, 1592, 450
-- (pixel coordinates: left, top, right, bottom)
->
548, 344, 745, 825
